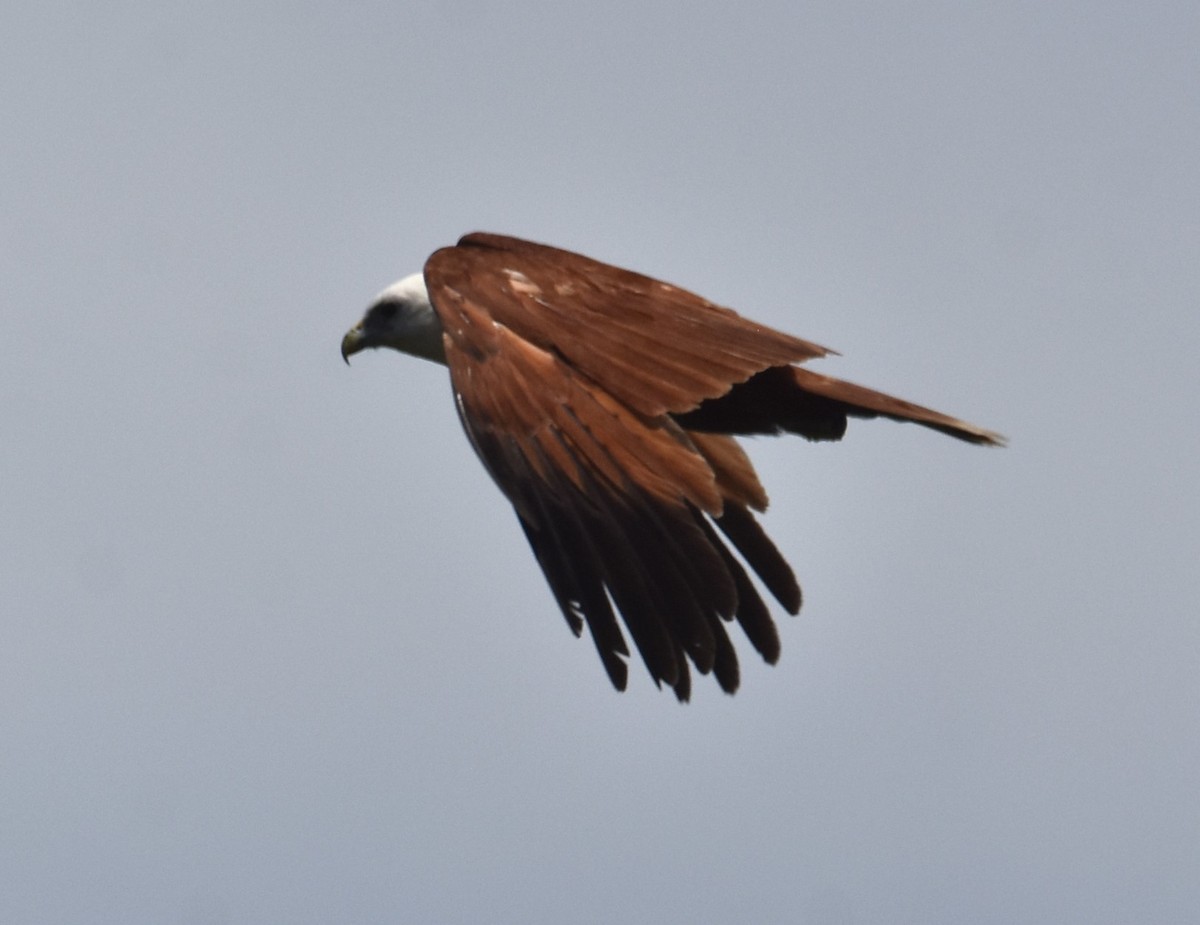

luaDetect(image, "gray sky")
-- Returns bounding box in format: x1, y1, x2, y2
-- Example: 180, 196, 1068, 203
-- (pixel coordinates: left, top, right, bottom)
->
3, 2, 1197, 923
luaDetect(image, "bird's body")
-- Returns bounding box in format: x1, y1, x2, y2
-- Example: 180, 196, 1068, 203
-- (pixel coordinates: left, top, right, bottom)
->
342, 232, 1001, 700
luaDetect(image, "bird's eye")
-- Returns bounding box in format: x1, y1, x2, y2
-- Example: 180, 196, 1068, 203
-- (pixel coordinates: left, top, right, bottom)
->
368, 300, 399, 325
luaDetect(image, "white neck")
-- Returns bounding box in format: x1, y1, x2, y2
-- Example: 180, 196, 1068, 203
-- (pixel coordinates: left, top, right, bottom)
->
373, 273, 448, 365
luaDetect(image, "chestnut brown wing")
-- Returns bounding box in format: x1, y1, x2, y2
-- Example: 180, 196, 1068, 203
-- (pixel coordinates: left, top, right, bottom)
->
435, 287, 796, 699
424, 232, 831, 418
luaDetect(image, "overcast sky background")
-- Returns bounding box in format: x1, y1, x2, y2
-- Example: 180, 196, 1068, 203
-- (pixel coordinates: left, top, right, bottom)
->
3, 2, 1197, 923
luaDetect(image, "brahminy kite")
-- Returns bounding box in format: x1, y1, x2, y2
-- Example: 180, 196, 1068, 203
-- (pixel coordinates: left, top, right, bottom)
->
341, 233, 1002, 700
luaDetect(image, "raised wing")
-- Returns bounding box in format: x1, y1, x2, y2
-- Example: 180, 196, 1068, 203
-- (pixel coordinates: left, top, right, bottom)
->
678, 365, 1006, 444
424, 232, 829, 417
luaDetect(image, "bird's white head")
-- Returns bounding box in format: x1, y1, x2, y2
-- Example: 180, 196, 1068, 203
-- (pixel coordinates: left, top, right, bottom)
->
341, 272, 448, 366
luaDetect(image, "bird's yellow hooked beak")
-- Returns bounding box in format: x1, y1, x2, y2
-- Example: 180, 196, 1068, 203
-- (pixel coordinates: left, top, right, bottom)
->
341, 325, 365, 364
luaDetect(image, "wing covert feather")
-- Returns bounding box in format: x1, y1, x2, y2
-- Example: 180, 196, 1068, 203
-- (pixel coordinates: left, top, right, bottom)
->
425, 233, 832, 418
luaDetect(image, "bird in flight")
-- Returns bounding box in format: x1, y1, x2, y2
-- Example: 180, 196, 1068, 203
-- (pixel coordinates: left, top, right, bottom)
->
342, 233, 1002, 700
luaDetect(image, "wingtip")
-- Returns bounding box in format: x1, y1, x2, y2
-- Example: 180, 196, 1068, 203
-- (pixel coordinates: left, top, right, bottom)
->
963, 425, 1008, 447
